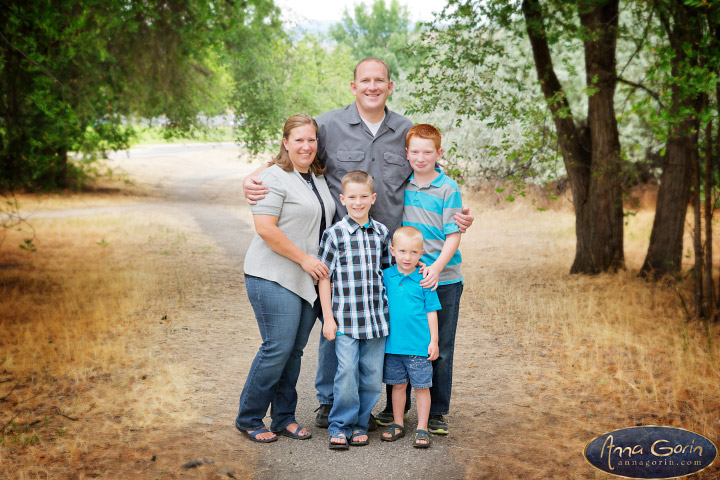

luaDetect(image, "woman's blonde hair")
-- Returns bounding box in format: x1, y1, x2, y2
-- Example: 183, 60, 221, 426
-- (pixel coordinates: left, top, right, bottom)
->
270, 114, 326, 175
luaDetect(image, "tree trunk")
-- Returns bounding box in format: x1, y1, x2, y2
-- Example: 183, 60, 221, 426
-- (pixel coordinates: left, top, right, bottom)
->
716, 77, 720, 314
692, 144, 703, 316
579, 0, 624, 273
523, 0, 623, 274
703, 118, 714, 316
640, 2, 702, 278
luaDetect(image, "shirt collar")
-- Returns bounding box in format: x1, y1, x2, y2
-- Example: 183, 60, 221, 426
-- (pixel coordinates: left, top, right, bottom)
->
409, 167, 445, 188
348, 103, 396, 131
343, 214, 377, 233
386, 265, 423, 282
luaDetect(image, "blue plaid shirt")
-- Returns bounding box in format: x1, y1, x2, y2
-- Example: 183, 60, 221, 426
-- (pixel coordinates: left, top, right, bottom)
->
318, 215, 392, 339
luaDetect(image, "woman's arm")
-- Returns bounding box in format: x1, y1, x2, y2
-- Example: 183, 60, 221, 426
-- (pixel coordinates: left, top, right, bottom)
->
254, 215, 329, 280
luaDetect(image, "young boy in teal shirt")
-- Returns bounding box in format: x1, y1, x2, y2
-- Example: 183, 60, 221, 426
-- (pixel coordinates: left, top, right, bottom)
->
380, 226, 441, 448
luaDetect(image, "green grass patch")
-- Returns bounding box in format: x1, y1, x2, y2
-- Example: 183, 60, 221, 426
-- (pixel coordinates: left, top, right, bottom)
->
131, 125, 235, 145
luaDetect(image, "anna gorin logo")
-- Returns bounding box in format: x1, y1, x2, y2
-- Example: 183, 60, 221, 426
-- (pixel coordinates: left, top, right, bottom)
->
584, 426, 718, 479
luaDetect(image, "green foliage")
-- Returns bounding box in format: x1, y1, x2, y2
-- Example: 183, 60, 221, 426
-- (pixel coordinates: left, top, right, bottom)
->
400, 0, 720, 191
230, 34, 356, 154
329, 0, 420, 76
131, 125, 235, 145
398, 2, 563, 185
619, 2, 718, 147
0, 0, 282, 190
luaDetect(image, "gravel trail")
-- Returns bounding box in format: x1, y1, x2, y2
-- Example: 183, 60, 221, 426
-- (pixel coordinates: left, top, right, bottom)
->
63, 144, 524, 479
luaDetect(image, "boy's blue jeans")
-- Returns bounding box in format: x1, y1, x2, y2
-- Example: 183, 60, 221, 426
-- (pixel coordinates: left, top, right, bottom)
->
430, 282, 464, 416
328, 334, 386, 438
235, 275, 316, 432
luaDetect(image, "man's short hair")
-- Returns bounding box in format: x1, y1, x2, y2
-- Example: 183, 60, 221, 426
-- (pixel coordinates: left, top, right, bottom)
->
406, 124, 442, 151
354, 57, 391, 81
341, 170, 374, 193
392, 226, 424, 247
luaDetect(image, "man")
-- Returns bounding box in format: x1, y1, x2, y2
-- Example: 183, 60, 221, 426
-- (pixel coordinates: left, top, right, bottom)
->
242, 57, 473, 430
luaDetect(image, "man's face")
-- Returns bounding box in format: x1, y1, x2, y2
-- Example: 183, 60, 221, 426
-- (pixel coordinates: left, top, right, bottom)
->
351, 60, 394, 114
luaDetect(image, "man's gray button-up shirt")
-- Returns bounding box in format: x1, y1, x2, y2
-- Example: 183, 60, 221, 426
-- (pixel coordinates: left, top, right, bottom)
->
316, 102, 413, 234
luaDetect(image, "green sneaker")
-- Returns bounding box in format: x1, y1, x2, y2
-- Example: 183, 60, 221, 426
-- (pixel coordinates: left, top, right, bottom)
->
375, 410, 410, 426
375, 411, 394, 426
428, 415, 448, 435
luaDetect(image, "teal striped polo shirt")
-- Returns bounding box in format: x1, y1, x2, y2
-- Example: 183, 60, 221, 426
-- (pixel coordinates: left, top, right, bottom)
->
402, 168, 463, 285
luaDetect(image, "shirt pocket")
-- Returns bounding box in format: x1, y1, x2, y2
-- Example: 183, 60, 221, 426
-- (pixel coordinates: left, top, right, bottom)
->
334, 150, 365, 178
382, 152, 411, 187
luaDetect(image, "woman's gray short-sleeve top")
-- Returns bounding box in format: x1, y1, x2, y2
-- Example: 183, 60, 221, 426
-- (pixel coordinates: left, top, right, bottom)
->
243, 164, 336, 304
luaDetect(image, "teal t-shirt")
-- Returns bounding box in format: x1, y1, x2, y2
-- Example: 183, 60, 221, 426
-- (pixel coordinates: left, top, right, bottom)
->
383, 265, 442, 357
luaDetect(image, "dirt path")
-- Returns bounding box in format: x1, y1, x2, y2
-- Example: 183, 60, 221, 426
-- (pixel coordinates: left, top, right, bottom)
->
82, 144, 530, 479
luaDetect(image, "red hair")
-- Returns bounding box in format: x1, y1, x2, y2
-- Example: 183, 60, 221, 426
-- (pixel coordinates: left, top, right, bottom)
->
406, 124, 442, 151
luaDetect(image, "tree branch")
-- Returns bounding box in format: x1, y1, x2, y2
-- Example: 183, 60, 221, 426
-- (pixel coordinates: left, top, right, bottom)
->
618, 6, 654, 78
617, 77, 665, 108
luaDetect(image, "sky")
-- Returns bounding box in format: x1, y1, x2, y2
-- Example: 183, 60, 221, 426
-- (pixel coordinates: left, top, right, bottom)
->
273, 0, 447, 24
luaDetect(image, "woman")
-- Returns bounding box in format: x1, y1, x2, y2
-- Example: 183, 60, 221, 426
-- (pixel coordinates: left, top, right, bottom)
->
235, 114, 336, 443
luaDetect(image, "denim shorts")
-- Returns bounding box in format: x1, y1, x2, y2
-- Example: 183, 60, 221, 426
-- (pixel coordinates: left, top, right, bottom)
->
383, 353, 433, 389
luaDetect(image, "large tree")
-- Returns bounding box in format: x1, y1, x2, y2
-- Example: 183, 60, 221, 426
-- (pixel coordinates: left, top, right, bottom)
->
409, 0, 625, 274
526, 0, 624, 273
639, 0, 714, 278
0, 0, 283, 190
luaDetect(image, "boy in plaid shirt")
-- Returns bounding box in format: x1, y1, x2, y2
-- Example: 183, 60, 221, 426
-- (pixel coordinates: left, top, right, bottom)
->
318, 170, 392, 449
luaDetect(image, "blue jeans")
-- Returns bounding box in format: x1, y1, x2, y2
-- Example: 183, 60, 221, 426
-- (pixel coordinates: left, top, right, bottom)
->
328, 334, 386, 437
315, 314, 337, 405
430, 282, 463, 415
235, 275, 316, 432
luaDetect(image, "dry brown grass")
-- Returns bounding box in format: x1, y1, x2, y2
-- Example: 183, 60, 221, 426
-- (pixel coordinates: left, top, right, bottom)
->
458, 192, 720, 479
3, 180, 719, 479
0, 208, 210, 479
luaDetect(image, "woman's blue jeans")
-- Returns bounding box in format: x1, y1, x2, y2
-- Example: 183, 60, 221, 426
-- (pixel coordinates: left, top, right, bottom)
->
235, 275, 317, 432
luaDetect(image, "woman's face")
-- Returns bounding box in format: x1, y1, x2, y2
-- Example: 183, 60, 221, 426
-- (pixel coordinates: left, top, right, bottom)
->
282, 124, 317, 173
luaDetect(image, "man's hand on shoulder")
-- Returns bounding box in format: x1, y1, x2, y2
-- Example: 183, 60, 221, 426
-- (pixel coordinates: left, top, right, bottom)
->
243, 175, 268, 205
419, 264, 440, 291
454, 206, 474, 234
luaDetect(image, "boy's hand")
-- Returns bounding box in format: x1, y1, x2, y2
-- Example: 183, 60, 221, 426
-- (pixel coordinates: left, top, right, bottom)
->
301, 255, 330, 280
243, 175, 268, 205
419, 264, 440, 291
322, 317, 337, 341
454, 206, 474, 233
428, 342, 439, 361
